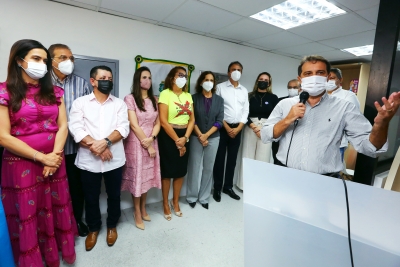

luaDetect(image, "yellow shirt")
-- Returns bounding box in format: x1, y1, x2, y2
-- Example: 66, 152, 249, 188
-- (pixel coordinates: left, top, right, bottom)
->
158, 89, 193, 125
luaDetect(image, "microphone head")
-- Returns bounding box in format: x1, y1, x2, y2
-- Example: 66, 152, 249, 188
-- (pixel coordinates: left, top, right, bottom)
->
299, 91, 309, 104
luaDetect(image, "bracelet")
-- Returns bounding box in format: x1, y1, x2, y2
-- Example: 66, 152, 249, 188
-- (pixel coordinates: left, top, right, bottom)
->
33, 151, 39, 162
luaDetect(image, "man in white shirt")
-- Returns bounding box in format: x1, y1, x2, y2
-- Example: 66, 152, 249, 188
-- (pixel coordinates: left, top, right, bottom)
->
326, 68, 360, 161
69, 66, 129, 251
213, 61, 249, 202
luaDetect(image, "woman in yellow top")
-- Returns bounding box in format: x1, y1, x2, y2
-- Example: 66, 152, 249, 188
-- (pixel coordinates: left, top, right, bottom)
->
158, 66, 194, 220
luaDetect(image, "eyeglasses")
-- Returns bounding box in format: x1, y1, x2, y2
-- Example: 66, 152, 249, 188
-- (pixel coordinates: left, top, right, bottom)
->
53, 55, 75, 62
177, 73, 187, 78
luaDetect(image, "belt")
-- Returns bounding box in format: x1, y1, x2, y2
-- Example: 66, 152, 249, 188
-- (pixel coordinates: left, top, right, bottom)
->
276, 160, 340, 178
226, 123, 239, 128
169, 123, 188, 129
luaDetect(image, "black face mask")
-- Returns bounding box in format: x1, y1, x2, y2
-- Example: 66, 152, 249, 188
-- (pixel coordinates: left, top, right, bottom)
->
97, 80, 113, 94
258, 81, 269, 90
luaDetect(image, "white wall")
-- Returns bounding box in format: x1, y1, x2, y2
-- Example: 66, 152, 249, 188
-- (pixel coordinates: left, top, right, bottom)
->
1, 0, 300, 211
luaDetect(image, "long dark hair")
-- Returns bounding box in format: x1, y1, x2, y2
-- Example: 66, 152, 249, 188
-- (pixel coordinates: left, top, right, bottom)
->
163, 66, 188, 92
195, 71, 216, 94
131, 66, 157, 112
249, 72, 273, 99
7, 39, 56, 112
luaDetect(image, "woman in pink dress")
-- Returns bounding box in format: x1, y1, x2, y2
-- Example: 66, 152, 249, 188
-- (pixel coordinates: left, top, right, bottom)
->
121, 66, 161, 230
0, 39, 77, 267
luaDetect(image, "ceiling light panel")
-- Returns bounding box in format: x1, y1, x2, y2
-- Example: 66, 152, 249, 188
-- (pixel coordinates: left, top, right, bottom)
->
250, 0, 346, 30
342, 42, 400, 56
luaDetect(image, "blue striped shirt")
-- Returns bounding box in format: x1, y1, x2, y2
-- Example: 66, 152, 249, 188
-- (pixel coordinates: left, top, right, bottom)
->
51, 71, 91, 155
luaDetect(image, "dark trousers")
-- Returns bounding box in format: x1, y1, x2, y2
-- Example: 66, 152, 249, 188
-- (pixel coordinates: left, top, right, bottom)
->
80, 167, 123, 232
213, 126, 242, 191
65, 153, 84, 223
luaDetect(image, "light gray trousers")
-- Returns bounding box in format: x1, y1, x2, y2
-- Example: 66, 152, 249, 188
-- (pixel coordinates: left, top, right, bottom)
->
186, 136, 220, 204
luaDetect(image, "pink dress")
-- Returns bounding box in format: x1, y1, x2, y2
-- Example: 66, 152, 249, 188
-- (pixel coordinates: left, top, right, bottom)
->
0, 82, 77, 267
121, 95, 161, 197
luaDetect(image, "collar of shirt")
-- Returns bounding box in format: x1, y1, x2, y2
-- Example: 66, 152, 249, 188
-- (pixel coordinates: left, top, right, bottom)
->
226, 79, 242, 89
89, 92, 115, 104
51, 70, 71, 85
330, 86, 343, 95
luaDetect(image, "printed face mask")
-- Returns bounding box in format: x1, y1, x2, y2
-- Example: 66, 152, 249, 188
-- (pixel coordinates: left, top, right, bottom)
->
300, 75, 327, 96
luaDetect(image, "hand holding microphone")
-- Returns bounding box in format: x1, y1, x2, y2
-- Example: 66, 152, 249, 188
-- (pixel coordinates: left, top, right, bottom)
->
287, 92, 309, 124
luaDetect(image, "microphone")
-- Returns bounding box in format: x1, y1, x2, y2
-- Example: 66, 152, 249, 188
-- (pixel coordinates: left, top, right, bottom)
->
295, 91, 309, 125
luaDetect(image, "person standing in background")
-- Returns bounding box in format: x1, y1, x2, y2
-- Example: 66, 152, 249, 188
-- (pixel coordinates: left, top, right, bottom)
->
158, 67, 194, 220
121, 66, 161, 230
69, 65, 129, 251
0, 39, 77, 267
326, 68, 360, 161
213, 61, 249, 202
49, 43, 91, 237
186, 71, 224, 209
237, 72, 278, 190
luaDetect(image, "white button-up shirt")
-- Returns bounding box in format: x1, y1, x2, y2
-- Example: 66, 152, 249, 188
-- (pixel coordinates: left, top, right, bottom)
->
68, 93, 129, 173
331, 87, 360, 148
216, 80, 249, 124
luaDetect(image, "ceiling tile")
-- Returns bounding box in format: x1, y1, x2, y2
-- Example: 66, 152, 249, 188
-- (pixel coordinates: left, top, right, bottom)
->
356, 5, 379, 25
100, 0, 186, 22
210, 18, 282, 42
288, 13, 375, 41
318, 50, 357, 61
247, 31, 311, 50
199, 0, 283, 16
51, 0, 98, 9
273, 43, 335, 57
98, 7, 159, 24
332, 0, 379, 11
319, 30, 376, 49
163, 0, 242, 33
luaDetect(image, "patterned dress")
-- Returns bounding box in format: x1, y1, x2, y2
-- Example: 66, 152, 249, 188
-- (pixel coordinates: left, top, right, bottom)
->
0, 82, 77, 267
121, 95, 161, 197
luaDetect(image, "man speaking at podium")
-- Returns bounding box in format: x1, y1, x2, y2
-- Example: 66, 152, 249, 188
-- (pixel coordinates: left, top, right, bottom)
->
261, 55, 400, 177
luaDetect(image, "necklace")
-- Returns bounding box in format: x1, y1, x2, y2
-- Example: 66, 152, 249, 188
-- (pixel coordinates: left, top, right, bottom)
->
174, 91, 183, 103
258, 92, 267, 107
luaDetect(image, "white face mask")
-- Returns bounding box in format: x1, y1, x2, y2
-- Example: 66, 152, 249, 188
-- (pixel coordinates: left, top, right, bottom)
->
325, 80, 338, 91
288, 89, 299, 97
301, 76, 327, 96
230, 70, 241, 81
202, 81, 213, 92
175, 77, 187, 89
55, 59, 74, 75
20, 59, 47, 80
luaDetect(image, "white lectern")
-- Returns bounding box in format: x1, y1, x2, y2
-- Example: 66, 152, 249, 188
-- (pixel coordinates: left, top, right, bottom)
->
243, 158, 400, 267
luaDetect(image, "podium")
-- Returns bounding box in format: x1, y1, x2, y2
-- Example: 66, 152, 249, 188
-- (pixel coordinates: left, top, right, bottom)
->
243, 158, 400, 267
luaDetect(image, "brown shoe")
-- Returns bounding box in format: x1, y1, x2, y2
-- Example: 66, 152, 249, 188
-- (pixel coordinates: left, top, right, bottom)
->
85, 231, 99, 251
106, 228, 118, 247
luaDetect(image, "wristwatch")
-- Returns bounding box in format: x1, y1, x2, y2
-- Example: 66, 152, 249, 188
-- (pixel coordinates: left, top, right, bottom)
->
152, 135, 156, 140
104, 138, 112, 147
184, 136, 189, 143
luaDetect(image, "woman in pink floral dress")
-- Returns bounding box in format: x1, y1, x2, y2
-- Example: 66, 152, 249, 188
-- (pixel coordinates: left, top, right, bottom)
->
0, 39, 77, 267
121, 66, 161, 230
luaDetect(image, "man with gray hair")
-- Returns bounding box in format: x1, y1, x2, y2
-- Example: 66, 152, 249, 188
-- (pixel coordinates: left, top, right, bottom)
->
326, 67, 360, 161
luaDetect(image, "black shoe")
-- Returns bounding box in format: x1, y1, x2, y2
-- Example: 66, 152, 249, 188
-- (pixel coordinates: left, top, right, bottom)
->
201, 203, 209, 209
188, 201, 196, 208
77, 221, 89, 237
222, 188, 240, 200
213, 190, 221, 202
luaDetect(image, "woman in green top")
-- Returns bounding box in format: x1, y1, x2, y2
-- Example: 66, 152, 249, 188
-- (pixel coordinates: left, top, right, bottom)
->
158, 66, 194, 220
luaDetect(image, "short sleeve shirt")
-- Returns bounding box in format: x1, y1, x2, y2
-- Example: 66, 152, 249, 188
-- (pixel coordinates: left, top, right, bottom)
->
158, 89, 193, 125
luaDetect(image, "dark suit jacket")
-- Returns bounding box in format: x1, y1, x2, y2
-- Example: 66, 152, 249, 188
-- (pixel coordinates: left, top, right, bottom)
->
192, 93, 224, 139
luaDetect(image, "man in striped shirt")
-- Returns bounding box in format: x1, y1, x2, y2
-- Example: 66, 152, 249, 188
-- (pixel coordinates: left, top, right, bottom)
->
262, 55, 400, 177
49, 44, 91, 236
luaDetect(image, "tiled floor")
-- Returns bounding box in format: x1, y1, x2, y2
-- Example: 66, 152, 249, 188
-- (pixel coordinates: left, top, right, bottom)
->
61, 191, 244, 267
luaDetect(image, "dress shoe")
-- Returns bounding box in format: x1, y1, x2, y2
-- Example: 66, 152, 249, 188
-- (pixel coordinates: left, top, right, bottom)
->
106, 228, 118, 247
142, 215, 151, 222
222, 188, 240, 200
85, 231, 99, 251
201, 203, 209, 209
170, 201, 182, 217
213, 190, 221, 202
187, 201, 196, 208
77, 221, 89, 237
133, 214, 145, 230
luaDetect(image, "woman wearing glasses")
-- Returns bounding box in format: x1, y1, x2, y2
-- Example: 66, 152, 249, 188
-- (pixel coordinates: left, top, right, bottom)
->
121, 66, 161, 230
236, 72, 278, 190
186, 71, 224, 209
0, 39, 77, 267
158, 67, 194, 220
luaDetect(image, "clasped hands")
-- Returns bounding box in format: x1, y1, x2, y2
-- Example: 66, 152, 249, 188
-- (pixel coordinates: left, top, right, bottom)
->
198, 133, 209, 147
175, 137, 186, 157
141, 137, 156, 158
41, 150, 63, 178
251, 125, 261, 138
86, 139, 113, 162
226, 126, 240, 138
